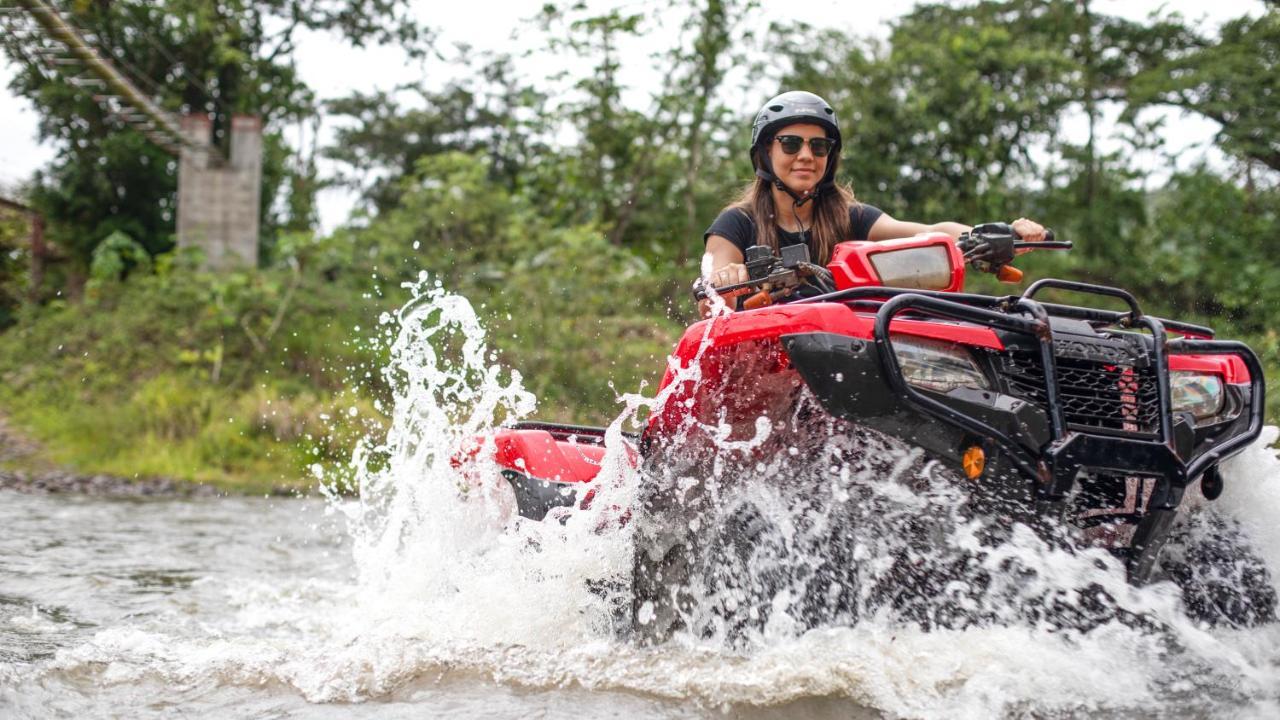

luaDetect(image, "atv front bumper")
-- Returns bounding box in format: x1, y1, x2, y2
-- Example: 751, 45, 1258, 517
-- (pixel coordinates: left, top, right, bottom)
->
782, 289, 1265, 582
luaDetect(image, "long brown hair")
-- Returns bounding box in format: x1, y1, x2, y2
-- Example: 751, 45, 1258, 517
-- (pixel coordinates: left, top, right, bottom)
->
728, 177, 857, 265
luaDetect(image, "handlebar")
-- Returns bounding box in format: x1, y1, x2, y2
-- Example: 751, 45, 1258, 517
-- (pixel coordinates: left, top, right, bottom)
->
691, 276, 756, 300
960, 224, 1069, 283
1013, 241, 1072, 250
695, 222, 1071, 307
693, 243, 835, 307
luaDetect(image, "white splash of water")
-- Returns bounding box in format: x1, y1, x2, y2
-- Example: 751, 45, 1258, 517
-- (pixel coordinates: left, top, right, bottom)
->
29, 282, 1280, 718
327, 278, 637, 649
1218, 425, 1280, 579
308, 281, 1280, 710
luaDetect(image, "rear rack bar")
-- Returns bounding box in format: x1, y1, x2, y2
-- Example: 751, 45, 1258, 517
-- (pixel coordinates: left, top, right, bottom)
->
509, 421, 639, 444
1022, 279, 1143, 320
1034, 301, 1214, 339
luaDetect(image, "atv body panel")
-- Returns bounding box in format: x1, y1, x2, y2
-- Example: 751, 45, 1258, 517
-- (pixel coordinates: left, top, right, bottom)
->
642, 234, 1265, 585
490, 423, 608, 520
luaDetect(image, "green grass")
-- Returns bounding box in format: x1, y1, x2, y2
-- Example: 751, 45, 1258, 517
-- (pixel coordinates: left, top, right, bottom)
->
0, 249, 686, 493
0, 264, 394, 493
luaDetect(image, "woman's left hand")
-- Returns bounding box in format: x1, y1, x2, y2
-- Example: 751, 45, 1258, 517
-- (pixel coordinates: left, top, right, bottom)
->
1011, 217, 1047, 242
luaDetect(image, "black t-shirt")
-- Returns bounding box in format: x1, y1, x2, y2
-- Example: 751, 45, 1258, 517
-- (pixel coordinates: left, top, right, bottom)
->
703, 204, 884, 260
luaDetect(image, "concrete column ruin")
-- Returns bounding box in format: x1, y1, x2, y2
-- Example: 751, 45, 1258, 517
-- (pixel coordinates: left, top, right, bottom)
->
176, 114, 262, 269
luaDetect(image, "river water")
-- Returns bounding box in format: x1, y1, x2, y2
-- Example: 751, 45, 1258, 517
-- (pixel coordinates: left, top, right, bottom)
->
4, 286, 1280, 719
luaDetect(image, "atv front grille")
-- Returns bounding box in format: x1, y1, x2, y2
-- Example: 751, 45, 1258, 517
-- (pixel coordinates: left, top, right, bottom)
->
1001, 351, 1162, 437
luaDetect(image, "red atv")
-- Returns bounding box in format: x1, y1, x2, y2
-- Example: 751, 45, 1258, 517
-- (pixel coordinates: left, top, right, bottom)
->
481, 225, 1275, 641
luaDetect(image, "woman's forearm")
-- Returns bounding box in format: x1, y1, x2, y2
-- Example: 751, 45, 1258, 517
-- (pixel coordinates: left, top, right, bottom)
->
867, 214, 971, 242
924, 221, 972, 240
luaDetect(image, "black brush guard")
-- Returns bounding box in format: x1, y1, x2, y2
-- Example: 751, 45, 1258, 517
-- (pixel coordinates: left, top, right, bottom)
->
785, 279, 1266, 582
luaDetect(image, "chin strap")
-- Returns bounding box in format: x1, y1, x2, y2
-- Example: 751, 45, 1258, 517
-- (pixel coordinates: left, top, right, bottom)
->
755, 167, 818, 206
789, 193, 809, 236
755, 151, 835, 208
753, 166, 813, 245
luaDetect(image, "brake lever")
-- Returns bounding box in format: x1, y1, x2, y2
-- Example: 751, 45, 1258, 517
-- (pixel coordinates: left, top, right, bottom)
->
692, 276, 763, 301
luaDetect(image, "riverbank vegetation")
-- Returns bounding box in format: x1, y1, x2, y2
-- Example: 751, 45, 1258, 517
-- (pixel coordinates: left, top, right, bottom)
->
1, 1, 1276, 491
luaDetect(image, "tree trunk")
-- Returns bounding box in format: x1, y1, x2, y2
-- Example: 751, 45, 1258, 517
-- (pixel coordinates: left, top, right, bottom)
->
29, 214, 46, 304
0, 197, 48, 303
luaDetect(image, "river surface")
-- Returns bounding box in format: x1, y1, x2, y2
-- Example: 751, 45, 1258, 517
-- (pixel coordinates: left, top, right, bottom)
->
3, 466, 1280, 719
0, 492, 728, 719
4, 287, 1280, 718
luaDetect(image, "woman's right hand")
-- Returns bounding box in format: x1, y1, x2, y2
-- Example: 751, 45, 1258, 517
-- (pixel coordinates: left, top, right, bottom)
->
699, 262, 752, 318
708, 262, 749, 288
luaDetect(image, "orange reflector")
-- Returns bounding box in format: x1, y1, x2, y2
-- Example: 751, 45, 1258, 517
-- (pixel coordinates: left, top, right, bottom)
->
996, 265, 1024, 284
742, 290, 773, 310
962, 446, 985, 480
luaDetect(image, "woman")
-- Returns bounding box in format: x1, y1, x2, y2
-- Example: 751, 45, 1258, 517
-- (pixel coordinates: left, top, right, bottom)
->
703, 90, 1046, 298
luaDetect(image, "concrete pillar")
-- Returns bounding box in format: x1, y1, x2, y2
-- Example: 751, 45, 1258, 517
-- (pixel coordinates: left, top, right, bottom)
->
176, 113, 262, 270
177, 114, 214, 265
227, 115, 262, 267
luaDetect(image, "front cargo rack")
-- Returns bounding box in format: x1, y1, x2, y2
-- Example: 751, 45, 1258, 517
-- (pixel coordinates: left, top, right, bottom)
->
796, 279, 1264, 500
796, 282, 1217, 339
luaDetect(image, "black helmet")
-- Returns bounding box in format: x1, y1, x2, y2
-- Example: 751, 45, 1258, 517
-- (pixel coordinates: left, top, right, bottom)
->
751, 90, 841, 149
750, 91, 842, 201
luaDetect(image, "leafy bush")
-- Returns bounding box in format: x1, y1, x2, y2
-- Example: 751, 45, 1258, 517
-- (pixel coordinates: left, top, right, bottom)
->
351, 151, 686, 422
0, 252, 396, 491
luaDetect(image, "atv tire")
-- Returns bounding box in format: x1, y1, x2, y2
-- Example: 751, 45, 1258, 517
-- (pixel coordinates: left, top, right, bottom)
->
630, 532, 695, 645
1160, 509, 1277, 627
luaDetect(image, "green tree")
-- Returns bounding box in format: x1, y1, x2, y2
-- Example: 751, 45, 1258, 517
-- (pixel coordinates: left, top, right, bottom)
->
324, 56, 547, 215
0, 0, 432, 281
533, 0, 749, 271
533, 5, 656, 240
325, 0, 750, 283
777, 1, 1077, 223
1126, 8, 1280, 173
0, 207, 31, 328
653, 0, 749, 267
1138, 169, 1280, 324
774, 1, 1217, 265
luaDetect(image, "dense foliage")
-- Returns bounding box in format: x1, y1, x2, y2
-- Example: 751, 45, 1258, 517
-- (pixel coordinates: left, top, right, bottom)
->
1, 0, 1277, 490
0, 0, 430, 283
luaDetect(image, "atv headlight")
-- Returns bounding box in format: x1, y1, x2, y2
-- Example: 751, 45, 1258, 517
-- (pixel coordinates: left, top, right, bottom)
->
869, 245, 953, 290
891, 334, 990, 393
1171, 370, 1224, 422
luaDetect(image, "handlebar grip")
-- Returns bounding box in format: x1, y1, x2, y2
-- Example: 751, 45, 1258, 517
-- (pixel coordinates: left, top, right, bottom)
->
1012, 226, 1055, 242
1003, 224, 1055, 243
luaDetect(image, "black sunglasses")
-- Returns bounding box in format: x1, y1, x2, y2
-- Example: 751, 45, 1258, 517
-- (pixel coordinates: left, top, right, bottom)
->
774, 135, 837, 157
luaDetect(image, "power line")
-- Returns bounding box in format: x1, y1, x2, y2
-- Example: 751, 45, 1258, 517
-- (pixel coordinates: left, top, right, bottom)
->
50, 1, 232, 139
2, 0, 187, 154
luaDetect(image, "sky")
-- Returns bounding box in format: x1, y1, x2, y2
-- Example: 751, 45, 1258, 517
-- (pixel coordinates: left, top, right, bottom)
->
0, 0, 1267, 230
